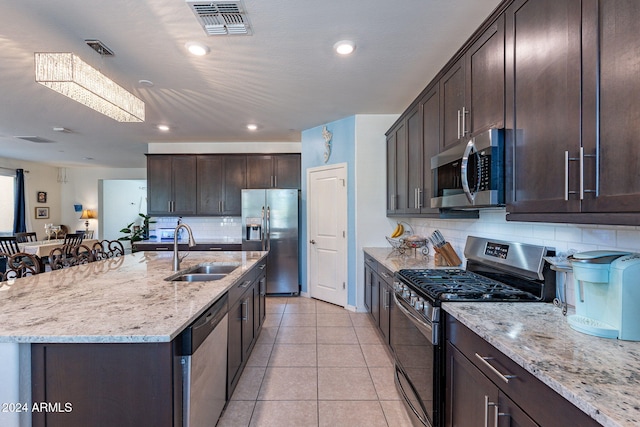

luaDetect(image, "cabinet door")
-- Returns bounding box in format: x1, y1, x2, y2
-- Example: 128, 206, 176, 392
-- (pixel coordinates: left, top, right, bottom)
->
440, 58, 466, 150
241, 292, 255, 360
394, 122, 409, 214
247, 155, 274, 188
446, 342, 499, 427
370, 271, 380, 326
222, 155, 246, 215
147, 156, 172, 215
254, 267, 266, 332
582, 0, 640, 213
364, 263, 373, 313
171, 156, 197, 215
274, 154, 301, 189
505, 0, 582, 214
197, 155, 224, 215
386, 132, 397, 214
498, 392, 538, 427
405, 105, 422, 214
378, 276, 391, 345
467, 15, 505, 135
421, 86, 441, 214
227, 300, 244, 397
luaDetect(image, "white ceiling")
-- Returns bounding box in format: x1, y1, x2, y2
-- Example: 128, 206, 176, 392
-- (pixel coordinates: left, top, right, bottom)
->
0, 0, 501, 168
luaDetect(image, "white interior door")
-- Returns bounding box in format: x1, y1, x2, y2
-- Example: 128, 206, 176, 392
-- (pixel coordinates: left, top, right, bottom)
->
307, 164, 347, 306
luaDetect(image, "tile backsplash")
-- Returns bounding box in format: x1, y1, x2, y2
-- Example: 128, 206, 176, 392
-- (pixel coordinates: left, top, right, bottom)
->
404, 209, 640, 307
151, 217, 242, 241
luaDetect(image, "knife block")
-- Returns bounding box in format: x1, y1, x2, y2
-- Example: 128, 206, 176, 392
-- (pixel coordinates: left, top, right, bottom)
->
434, 243, 462, 266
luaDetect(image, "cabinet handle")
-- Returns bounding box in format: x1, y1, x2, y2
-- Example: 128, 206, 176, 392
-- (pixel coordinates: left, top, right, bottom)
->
168, 200, 172, 212
241, 280, 252, 288
274, 175, 277, 187
380, 271, 390, 279
417, 188, 422, 209
475, 353, 516, 384
384, 289, 389, 309
457, 109, 461, 139
241, 299, 248, 321
564, 151, 569, 201
462, 106, 468, 136
258, 263, 267, 270
579, 146, 584, 200
484, 395, 499, 427
207, 247, 222, 251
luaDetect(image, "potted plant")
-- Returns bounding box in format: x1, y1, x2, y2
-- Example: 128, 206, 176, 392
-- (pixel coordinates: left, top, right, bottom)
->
119, 213, 155, 251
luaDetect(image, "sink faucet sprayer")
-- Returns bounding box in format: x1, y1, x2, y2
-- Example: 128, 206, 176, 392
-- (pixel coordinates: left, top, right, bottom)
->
173, 223, 196, 271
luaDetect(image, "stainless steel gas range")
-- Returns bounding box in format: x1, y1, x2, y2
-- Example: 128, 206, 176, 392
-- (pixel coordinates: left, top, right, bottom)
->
391, 236, 556, 427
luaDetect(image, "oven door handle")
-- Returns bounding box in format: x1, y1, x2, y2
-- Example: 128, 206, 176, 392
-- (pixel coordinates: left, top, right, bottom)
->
393, 292, 437, 345
395, 367, 432, 427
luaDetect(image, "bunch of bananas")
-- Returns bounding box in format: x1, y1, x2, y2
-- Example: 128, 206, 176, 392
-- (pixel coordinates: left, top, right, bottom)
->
390, 222, 405, 238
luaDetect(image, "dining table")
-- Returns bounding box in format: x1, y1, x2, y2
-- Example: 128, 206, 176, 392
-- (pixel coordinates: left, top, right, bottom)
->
19, 239, 99, 257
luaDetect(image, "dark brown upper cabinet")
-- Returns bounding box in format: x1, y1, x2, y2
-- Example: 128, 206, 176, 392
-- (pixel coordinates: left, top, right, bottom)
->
197, 155, 246, 216
440, 16, 505, 151
147, 155, 197, 216
506, 0, 640, 224
246, 154, 301, 189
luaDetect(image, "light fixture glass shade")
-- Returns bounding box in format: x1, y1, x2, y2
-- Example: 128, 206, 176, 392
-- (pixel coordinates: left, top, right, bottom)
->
35, 53, 145, 122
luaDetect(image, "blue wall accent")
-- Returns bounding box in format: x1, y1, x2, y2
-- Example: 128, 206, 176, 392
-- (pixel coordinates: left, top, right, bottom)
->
301, 116, 357, 306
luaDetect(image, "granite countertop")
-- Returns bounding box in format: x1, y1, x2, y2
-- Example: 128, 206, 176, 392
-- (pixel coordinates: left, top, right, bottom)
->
0, 251, 267, 344
363, 247, 435, 270
363, 247, 639, 427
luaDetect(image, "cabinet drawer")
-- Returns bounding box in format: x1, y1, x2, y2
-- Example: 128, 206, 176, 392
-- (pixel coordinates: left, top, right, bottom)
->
229, 269, 257, 307
377, 264, 394, 286
446, 314, 599, 427
364, 253, 378, 274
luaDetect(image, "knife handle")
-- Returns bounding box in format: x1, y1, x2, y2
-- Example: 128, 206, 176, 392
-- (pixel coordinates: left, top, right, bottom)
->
435, 243, 462, 266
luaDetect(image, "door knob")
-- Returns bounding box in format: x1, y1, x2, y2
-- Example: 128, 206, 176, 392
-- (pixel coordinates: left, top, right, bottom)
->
310, 240, 316, 244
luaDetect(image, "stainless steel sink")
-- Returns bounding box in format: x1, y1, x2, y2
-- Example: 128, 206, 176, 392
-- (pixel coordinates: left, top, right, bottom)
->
188, 265, 238, 275
173, 273, 228, 282
165, 263, 239, 282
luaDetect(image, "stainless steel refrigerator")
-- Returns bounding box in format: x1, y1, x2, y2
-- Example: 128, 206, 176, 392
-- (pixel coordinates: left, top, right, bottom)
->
242, 189, 299, 295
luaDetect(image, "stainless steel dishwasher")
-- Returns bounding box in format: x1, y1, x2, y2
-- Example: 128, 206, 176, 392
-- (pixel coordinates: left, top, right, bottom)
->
179, 293, 228, 427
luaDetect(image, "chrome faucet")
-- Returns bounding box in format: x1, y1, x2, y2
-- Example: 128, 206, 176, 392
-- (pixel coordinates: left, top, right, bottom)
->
172, 223, 197, 271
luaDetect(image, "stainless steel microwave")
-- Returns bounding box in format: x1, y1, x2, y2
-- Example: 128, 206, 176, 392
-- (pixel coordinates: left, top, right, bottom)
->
430, 128, 504, 209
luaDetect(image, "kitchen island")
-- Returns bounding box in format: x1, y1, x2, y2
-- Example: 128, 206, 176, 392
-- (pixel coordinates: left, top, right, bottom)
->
0, 250, 267, 427
364, 247, 640, 427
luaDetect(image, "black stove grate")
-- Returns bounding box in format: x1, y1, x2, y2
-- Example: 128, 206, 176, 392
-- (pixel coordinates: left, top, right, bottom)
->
397, 268, 539, 302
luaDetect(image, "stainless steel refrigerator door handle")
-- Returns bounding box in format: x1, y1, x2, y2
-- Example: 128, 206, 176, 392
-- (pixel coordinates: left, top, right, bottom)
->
261, 206, 266, 251
461, 139, 476, 204
266, 206, 271, 251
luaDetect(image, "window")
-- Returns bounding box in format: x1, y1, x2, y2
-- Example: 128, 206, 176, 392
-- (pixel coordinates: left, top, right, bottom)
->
0, 174, 15, 235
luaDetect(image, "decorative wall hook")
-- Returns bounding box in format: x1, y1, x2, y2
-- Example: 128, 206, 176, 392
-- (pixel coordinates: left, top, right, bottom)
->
322, 125, 332, 163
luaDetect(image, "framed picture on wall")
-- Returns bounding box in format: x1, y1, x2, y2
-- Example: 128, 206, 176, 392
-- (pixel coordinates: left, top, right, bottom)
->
37, 191, 47, 203
35, 207, 49, 219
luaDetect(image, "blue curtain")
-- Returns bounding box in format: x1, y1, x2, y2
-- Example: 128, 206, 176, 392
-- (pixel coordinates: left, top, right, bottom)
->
13, 169, 26, 233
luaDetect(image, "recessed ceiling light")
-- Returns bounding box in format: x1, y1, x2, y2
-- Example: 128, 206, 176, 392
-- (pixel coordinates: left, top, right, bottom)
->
334, 40, 356, 55
157, 124, 170, 132
247, 124, 258, 131
138, 79, 154, 87
185, 42, 210, 56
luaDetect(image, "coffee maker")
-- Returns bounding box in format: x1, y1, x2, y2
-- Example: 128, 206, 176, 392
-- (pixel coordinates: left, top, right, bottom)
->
568, 251, 640, 341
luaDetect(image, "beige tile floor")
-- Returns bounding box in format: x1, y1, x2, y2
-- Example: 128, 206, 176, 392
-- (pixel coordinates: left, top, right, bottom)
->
218, 296, 414, 427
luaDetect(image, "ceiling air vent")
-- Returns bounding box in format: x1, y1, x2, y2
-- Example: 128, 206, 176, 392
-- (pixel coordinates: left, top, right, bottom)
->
15, 136, 55, 143
186, 1, 252, 36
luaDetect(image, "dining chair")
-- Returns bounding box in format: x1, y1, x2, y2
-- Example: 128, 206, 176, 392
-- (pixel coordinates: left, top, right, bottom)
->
15, 232, 37, 243
76, 230, 94, 239
0, 252, 42, 281
0, 236, 20, 255
92, 240, 125, 261
63, 233, 84, 247
48, 244, 94, 270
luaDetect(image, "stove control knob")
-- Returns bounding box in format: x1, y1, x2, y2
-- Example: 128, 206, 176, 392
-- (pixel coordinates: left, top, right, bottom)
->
410, 293, 419, 306
414, 298, 424, 311
402, 287, 411, 298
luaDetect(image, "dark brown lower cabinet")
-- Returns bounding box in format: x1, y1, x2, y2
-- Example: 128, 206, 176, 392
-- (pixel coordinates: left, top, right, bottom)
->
31, 342, 178, 427
446, 314, 600, 427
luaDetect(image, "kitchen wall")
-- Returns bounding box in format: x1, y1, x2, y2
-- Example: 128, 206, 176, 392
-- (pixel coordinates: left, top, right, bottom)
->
402, 210, 640, 307
0, 157, 61, 238
60, 167, 146, 239
301, 114, 399, 309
